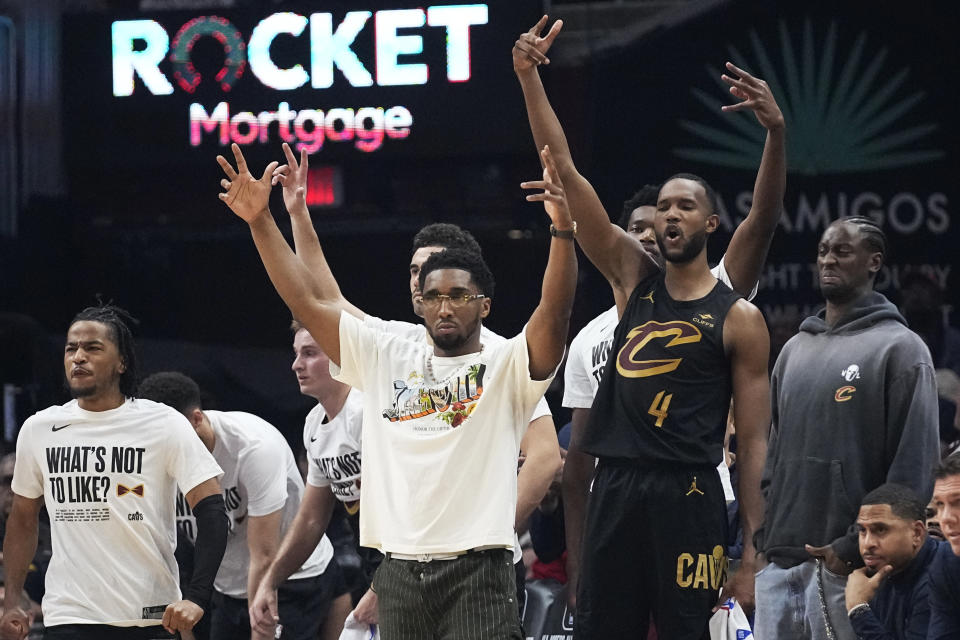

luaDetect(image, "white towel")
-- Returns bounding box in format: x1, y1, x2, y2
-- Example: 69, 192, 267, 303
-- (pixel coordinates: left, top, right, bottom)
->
338, 611, 380, 640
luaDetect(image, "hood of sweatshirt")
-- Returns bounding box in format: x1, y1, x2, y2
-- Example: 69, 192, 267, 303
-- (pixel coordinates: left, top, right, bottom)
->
799, 290, 906, 335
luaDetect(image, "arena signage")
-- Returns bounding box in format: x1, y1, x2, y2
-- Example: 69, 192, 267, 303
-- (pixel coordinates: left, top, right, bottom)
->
110, 5, 489, 152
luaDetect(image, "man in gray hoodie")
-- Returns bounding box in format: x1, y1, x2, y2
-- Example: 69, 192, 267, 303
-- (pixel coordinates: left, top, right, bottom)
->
753, 216, 940, 640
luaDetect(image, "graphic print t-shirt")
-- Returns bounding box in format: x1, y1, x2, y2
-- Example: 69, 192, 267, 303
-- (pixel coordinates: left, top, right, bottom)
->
12, 399, 222, 627
335, 312, 553, 554
176, 411, 333, 598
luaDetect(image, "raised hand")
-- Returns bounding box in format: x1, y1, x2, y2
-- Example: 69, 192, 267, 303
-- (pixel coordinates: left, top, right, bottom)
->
217, 143, 278, 223
721, 61, 785, 131
271, 142, 309, 215
521, 145, 574, 229
513, 15, 563, 72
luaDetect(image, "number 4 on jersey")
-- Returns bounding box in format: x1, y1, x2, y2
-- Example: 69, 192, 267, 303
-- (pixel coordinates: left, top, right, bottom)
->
648, 390, 673, 427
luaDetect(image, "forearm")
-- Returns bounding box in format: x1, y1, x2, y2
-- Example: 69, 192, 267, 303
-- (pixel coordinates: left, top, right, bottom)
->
248, 212, 342, 360
736, 432, 766, 562
526, 234, 577, 379
287, 198, 363, 319
751, 126, 786, 235
849, 610, 896, 640
248, 552, 273, 606
1, 513, 38, 610
264, 497, 332, 589
515, 416, 561, 529
516, 68, 574, 174
562, 443, 594, 592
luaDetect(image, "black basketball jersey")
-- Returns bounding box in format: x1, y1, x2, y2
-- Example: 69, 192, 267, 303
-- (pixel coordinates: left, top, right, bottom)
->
581, 273, 741, 465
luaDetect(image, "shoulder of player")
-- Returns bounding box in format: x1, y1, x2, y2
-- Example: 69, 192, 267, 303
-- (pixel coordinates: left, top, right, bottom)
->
722, 299, 767, 351
571, 307, 618, 345
129, 397, 193, 426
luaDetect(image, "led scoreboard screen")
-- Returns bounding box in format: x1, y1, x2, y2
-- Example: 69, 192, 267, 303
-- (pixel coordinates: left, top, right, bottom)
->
61, 1, 541, 224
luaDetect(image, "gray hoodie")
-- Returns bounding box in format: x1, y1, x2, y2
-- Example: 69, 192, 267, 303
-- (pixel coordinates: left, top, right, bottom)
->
757, 291, 940, 568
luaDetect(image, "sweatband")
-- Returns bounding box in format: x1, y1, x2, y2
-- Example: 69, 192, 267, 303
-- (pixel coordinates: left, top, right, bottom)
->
183, 493, 228, 610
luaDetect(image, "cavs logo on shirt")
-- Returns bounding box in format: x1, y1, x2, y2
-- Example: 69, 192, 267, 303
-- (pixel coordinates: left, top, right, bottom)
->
616, 321, 702, 378
835, 386, 856, 402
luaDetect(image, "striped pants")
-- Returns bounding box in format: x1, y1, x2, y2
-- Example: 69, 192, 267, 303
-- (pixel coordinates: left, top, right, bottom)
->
375, 549, 522, 640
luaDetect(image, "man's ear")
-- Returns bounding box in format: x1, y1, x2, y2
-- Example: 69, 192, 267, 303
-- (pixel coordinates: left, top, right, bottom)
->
480, 297, 492, 319
705, 214, 719, 234
188, 408, 204, 431
867, 252, 883, 276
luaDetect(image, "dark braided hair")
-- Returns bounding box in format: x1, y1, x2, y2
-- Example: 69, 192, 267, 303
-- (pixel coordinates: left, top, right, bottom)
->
618, 184, 660, 230
838, 216, 887, 264
70, 303, 140, 397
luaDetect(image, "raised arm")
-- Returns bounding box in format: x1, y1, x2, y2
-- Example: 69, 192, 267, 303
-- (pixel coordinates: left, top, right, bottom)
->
514, 17, 654, 307
719, 62, 786, 295
520, 146, 578, 380
218, 144, 344, 365
271, 143, 363, 319
719, 299, 770, 614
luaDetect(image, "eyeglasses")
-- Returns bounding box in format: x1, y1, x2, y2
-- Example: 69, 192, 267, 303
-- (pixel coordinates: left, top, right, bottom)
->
416, 293, 486, 309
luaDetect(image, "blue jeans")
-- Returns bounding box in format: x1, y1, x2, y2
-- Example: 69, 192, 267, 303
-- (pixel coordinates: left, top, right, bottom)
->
753, 559, 856, 640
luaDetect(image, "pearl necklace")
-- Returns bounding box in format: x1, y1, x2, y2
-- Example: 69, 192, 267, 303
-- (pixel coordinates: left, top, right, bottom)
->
425, 344, 484, 386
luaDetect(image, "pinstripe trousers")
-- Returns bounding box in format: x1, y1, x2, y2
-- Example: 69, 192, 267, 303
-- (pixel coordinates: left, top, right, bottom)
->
375, 549, 522, 640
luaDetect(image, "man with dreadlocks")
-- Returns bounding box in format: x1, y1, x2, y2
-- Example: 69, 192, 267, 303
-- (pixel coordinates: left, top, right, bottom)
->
753, 217, 940, 640
0, 304, 228, 640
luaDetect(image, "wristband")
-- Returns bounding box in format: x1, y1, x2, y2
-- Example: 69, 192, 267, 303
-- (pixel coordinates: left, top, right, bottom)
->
549, 222, 577, 239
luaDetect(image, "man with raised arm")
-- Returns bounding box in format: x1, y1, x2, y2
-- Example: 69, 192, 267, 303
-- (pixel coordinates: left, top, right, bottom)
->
513, 17, 774, 639
218, 143, 577, 640
251, 143, 562, 624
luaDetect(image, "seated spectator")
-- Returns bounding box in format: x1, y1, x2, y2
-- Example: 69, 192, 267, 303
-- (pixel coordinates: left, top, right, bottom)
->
844, 483, 939, 638
928, 454, 960, 638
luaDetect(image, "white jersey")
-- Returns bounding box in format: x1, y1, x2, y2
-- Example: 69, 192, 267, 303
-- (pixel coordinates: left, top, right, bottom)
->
304, 389, 364, 507
176, 410, 333, 598
562, 259, 747, 500
11, 398, 222, 627
336, 312, 553, 554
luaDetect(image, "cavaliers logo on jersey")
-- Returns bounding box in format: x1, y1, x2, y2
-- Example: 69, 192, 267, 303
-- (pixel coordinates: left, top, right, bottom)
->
616, 320, 703, 378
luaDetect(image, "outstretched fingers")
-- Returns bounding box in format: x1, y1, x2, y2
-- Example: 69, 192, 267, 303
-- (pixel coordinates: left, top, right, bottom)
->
528, 15, 548, 36
216, 155, 237, 180
281, 142, 298, 169
230, 143, 249, 176
515, 37, 549, 65
541, 19, 564, 49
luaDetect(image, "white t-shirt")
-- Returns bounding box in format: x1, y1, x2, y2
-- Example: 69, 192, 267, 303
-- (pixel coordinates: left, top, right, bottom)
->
562, 259, 747, 500
362, 316, 541, 561
335, 312, 553, 554
176, 410, 333, 598
11, 398, 222, 627
304, 389, 364, 507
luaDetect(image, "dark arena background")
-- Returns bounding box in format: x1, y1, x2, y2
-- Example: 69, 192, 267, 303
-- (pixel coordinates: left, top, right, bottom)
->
1, 0, 958, 478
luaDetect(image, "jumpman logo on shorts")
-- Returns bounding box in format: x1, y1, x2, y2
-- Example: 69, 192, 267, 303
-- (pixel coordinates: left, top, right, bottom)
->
685, 476, 704, 496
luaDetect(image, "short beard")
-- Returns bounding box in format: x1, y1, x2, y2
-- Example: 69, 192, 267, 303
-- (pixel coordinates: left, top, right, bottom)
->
657, 228, 708, 264
68, 382, 97, 399
431, 331, 469, 351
